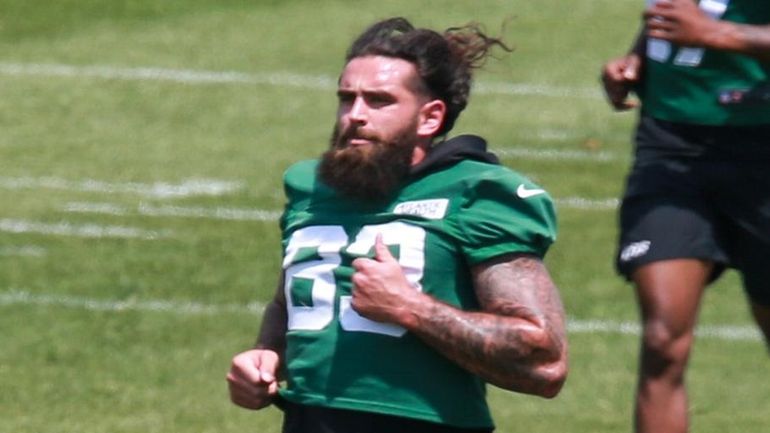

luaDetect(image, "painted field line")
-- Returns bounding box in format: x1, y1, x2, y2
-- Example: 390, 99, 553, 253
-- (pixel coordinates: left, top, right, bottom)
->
0, 176, 242, 198
0, 219, 170, 239
521, 129, 581, 142
555, 197, 619, 210
63, 201, 282, 221
496, 147, 621, 162
0, 62, 600, 99
0, 62, 335, 89
64, 197, 618, 221
0, 289, 265, 316
63, 197, 617, 220
569, 319, 762, 341
0, 289, 761, 341
0, 245, 46, 257
474, 81, 601, 99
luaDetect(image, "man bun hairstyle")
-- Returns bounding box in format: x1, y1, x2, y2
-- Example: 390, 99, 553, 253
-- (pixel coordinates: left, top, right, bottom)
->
346, 17, 512, 137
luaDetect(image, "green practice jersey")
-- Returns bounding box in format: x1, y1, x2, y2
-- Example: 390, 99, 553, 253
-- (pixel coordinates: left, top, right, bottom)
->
640, 0, 770, 125
277, 158, 557, 428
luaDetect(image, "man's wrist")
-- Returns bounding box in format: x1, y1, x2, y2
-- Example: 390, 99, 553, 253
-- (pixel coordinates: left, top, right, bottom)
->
703, 21, 741, 52
395, 290, 433, 330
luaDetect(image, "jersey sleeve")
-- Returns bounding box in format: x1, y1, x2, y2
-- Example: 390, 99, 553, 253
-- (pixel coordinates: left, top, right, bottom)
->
279, 160, 318, 239
453, 169, 557, 265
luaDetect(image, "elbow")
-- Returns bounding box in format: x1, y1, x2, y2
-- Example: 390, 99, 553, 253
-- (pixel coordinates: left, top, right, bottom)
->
521, 332, 569, 398
536, 340, 569, 398
518, 357, 568, 399
492, 351, 568, 399
535, 359, 568, 399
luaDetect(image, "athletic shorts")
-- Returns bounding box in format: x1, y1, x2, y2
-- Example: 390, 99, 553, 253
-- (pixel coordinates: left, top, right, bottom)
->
277, 398, 494, 433
616, 116, 770, 305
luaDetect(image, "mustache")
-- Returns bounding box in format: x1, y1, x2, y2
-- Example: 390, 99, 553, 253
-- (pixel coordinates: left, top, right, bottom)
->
337, 127, 380, 144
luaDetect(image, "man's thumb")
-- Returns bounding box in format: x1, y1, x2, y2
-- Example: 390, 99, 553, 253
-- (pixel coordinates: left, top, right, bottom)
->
373, 234, 395, 262
623, 55, 641, 80
256, 351, 279, 383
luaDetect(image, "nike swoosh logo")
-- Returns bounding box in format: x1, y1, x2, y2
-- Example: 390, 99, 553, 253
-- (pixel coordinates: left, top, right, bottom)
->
516, 184, 546, 199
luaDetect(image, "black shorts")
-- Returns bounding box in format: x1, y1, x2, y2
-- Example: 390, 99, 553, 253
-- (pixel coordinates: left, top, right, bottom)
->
616, 116, 770, 305
277, 398, 494, 433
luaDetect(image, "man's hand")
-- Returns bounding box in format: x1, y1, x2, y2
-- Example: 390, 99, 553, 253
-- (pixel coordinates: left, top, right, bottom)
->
645, 0, 718, 47
601, 53, 642, 110
226, 349, 280, 410
350, 234, 421, 325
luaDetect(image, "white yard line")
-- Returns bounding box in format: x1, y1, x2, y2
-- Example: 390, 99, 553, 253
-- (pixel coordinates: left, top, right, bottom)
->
138, 203, 281, 221
0, 289, 264, 315
0, 245, 46, 257
0, 62, 336, 89
0, 219, 170, 239
474, 81, 601, 99
63, 201, 281, 221
62, 197, 618, 222
0, 289, 760, 341
569, 319, 762, 341
555, 197, 619, 210
62, 201, 282, 221
0, 62, 601, 99
496, 147, 621, 162
0, 176, 242, 198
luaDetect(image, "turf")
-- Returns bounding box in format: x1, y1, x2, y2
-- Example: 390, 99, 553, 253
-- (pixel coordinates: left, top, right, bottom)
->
1, 1, 767, 432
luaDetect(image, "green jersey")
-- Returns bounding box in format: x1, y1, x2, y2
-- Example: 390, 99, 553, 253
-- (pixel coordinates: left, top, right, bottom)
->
277, 156, 557, 428
640, 0, 770, 125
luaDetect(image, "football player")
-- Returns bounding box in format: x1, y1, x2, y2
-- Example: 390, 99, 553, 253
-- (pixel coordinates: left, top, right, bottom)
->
228, 17, 568, 433
601, 1, 770, 432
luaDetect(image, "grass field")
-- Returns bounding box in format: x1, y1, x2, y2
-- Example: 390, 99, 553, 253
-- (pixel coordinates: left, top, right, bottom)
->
1, 1, 768, 432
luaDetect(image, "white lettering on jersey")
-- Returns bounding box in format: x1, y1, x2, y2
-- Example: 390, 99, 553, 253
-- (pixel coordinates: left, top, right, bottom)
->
646, 0, 731, 67
393, 199, 449, 220
283, 222, 426, 337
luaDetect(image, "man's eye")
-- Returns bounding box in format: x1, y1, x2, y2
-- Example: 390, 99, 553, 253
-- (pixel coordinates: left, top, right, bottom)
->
338, 94, 355, 104
368, 95, 393, 106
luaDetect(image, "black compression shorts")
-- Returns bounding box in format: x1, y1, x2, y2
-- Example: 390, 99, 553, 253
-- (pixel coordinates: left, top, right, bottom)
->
616, 116, 770, 305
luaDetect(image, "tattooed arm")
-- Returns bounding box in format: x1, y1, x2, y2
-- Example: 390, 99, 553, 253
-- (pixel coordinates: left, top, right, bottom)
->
351, 237, 568, 397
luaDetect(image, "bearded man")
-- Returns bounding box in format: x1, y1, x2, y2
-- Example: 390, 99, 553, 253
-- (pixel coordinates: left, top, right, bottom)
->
227, 17, 568, 433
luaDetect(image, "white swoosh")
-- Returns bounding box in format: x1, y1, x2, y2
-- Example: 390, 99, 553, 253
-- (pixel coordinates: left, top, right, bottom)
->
517, 184, 546, 199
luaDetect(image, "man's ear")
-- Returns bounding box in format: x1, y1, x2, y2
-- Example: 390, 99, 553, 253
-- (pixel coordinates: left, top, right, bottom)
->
417, 99, 446, 138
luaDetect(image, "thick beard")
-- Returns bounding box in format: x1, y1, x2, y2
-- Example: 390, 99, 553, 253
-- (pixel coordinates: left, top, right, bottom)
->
318, 124, 417, 202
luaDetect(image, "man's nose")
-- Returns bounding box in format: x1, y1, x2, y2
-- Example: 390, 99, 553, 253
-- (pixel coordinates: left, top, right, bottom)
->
348, 97, 368, 123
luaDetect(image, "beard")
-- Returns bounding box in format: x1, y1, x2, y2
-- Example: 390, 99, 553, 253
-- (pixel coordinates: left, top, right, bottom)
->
318, 123, 418, 202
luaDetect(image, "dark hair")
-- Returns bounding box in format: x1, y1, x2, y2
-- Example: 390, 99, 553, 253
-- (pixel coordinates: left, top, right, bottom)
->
346, 17, 511, 137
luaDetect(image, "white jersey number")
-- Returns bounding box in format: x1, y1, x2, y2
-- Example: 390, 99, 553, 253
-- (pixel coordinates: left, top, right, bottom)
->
283, 222, 425, 337
646, 0, 730, 67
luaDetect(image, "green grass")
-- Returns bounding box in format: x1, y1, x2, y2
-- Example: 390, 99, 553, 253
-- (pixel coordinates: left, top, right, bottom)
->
0, 1, 767, 432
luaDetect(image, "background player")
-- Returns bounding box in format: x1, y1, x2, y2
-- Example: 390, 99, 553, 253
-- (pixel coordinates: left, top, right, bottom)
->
601, 1, 770, 432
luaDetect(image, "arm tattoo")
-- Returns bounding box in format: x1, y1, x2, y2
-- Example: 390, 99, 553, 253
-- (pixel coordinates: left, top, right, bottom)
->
406, 254, 568, 396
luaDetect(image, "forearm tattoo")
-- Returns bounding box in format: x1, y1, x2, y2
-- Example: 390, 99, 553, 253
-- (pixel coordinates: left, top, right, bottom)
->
409, 254, 567, 395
